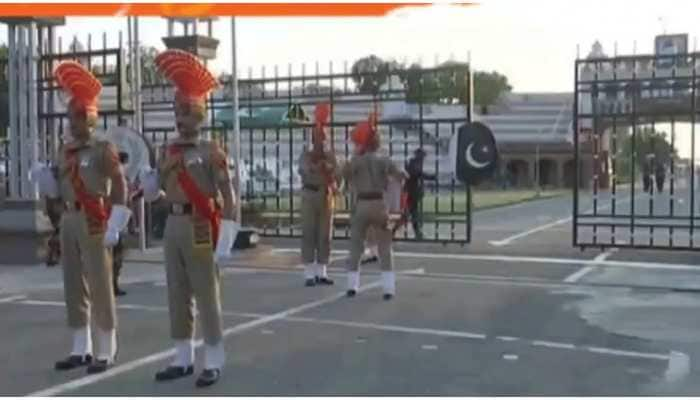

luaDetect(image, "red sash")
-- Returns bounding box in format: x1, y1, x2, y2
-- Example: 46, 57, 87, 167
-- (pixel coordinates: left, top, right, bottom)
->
65, 148, 111, 226
168, 145, 221, 243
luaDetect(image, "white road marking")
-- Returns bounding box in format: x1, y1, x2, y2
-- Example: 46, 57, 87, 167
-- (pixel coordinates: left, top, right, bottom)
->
261, 329, 275, 335
487, 195, 633, 247
18, 299, 64, 307
531, 340, 576, 350
0, 295, 26, 303
563, 248, 618, 283
27, 279, 382, 396
502, 354, 519, 361
488, 217, 573, 247
289, 317, 488, 341
586, 346, 670, 361
421, 344, 439, 350
272, 248, 700, 273
665, 351, 691, 382
18, 293, 683, 395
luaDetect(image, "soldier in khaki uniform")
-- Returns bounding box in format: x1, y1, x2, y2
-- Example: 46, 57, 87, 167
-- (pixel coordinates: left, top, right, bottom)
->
343, 114, 406, 300
31, 61, 131, 374
298, 103, 340, 286
141, 49, 239, 388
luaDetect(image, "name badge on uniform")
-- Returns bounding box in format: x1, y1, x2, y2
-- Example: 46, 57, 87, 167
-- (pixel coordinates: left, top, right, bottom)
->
80, 157, 91, 168
186, 156, 203, 167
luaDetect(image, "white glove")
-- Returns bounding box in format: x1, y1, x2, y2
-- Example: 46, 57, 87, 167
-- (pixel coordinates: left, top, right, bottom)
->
214, 219, 240, 264
139, 168, 161, 202
104, 205, 132, 247
29, 162, 59, 198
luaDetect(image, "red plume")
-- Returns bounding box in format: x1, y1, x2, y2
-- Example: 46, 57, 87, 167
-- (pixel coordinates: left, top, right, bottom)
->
154, 49, 218, 105
54, 61, 102, 115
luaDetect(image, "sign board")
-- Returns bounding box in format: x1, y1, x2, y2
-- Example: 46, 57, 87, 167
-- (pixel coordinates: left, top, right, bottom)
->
655, 34, 688, 69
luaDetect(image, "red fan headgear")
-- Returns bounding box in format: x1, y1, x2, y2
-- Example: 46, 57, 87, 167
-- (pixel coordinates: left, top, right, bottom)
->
154, 49, 218, 106
54, 61, 102, 117
351, 112, 379, 154
313, 102, 330, 144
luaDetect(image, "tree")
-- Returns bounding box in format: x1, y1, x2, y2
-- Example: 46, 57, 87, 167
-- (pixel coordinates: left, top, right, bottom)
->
350, 54, 390, 95
126, 46, 162, 85
473, 70, 512, 114
617, 128, 677, 181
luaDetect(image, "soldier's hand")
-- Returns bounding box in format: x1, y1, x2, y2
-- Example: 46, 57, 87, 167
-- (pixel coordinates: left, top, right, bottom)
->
104, 228, 120, 247
30, 162, 59, 198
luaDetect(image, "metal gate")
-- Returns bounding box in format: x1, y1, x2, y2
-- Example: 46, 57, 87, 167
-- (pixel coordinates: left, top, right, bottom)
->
141, 62, 473, 244
573, 52, 700, 250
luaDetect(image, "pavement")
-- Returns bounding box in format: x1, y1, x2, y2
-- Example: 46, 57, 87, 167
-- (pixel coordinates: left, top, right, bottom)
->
3, 188, 700, 395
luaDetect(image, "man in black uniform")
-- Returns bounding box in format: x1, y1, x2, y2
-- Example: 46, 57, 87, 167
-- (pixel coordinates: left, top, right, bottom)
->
405, 148, 435, 240
112, 151, 130, 296
655, 159, 666, 193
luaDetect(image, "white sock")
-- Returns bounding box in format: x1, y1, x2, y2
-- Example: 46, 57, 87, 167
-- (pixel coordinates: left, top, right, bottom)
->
96, 328, 117, 362
316, 264, 328, 278
347, 271, 360, 291
172, 340, 194, 367
370, 245, 378, 257
70, 326, 92, 357
303, 264, 315, 280
382, 271, 396, 295
204, 341, 225, 370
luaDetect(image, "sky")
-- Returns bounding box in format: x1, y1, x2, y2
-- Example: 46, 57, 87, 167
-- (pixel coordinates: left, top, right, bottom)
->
2, 0, 700, 158
3, 0, 700, 92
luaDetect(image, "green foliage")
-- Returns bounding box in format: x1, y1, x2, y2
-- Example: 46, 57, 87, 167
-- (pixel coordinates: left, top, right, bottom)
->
615, 128, 677, 180
350, 55, 512, 108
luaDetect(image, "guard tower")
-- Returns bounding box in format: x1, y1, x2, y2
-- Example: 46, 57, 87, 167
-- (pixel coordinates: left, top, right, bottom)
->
162, 17, 219, 61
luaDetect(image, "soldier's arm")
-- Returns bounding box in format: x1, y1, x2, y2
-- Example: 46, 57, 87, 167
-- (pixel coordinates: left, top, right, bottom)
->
298, 152, 310, 181
387, 159, 408, 182
103, 143, 127, 206
332, 155, 344, 188
211, 143, 236, 221
341, 159, 353, 192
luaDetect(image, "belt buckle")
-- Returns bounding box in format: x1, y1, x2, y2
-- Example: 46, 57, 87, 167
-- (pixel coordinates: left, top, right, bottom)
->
173, 204, 184, 214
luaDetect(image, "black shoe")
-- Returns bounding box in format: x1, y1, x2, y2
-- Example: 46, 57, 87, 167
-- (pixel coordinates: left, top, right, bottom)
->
305, 279, 316, 287
383, 293, 394, 301
196, 368, 221, 388
86, 359, 112, 374
360, 255, 378, 265
55, 354, 92, 370
346, 289, 357, 297
114, 287, 127, 297
155, 365, 194, 381
315, 276, 334, 285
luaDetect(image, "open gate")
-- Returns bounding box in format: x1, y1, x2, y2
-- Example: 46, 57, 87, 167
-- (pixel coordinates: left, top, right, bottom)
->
573, 51, 700, 250
141, 63, 474, 245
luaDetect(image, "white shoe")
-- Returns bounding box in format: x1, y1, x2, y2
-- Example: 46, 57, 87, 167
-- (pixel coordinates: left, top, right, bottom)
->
347, 271, 360, 296
382, 271, 396, 300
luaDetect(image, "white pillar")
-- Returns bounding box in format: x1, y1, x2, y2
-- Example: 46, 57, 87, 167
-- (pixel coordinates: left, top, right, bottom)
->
7, 25, 18, 199
28, 22, 39, 200
230, 17, 241, 223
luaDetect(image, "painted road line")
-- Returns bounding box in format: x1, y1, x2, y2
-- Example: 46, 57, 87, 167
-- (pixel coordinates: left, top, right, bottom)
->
273, 248, 700, 273
488, 195, 632, 247
27, 281, 384, 396
563, 247, 618, 283
0, 295, 27, 304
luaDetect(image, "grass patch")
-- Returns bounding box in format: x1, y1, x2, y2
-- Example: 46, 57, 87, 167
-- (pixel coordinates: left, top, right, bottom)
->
249, 189, 568, 225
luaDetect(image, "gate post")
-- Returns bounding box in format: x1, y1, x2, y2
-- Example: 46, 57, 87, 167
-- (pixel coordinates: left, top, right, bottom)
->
0, 18, 64, 265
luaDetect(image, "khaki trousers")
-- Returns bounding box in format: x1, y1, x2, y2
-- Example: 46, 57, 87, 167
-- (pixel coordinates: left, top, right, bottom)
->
60, 211, 116, 330
164, 215, 223, 346
348, 199, 393, 272
300, 189, 334, 265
